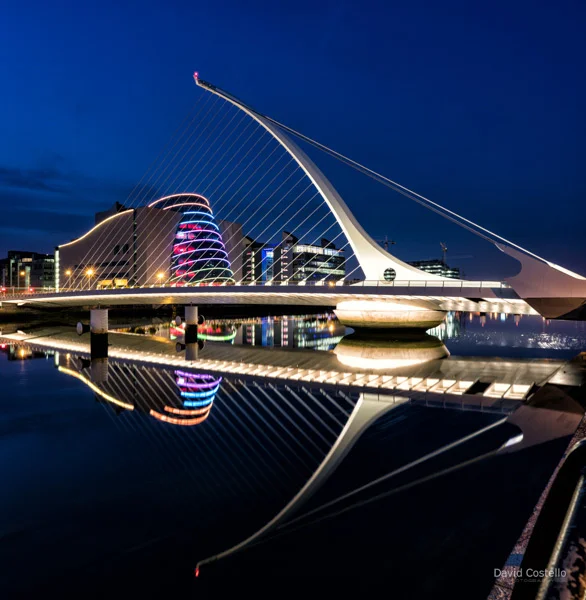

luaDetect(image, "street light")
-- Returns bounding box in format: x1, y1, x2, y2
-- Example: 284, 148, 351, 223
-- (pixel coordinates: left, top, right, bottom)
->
86, 268, 94, 290
157, 272, 165, 286
19, 270, 25, 291
65, 269, 72, 290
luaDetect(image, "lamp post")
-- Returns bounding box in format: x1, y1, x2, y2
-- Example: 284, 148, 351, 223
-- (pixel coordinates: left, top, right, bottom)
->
157, 272, 165, 287
19, 270, 25, 292
86, 268, 94, 290
65, 269, 72, 290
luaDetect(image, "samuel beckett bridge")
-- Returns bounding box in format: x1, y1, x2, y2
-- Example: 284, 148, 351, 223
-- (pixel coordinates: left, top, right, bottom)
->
2, 73, 586, 331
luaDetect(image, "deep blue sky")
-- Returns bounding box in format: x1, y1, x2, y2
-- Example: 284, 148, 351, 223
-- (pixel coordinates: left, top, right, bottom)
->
1, 0, 584, 279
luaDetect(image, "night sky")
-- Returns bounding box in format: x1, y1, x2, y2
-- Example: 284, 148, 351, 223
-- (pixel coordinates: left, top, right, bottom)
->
1, 0, 585, 279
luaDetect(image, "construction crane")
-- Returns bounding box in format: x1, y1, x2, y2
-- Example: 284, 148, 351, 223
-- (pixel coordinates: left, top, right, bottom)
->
375, 235, 396, 252
440, 242, 448, 265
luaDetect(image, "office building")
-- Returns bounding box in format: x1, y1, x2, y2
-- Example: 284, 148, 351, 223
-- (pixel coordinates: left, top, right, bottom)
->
240, 231, 346, 283
407, 259, 460, 279
0, 250, 55, 290
282, 234, 345, 283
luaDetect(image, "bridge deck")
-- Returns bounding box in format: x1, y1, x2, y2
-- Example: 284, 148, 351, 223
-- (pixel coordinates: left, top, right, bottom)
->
0, 283, 536, 314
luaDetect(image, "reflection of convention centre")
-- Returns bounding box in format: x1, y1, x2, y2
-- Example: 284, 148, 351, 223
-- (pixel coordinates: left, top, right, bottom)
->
55, 193, 346, 289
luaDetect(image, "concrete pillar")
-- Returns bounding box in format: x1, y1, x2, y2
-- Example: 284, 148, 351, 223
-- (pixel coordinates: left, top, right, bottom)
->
186, 343, 199, 361
185, 306, 198, 361
90, 308, 108, 359
90, 357, 109, 383
185, 306, 198, 342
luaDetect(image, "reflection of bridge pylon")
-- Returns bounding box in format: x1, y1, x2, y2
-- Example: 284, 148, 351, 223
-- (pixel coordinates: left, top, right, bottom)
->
194, 394, 406, 573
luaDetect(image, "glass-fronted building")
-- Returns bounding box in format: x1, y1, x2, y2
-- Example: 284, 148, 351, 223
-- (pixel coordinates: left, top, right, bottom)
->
0, 250, 55, 290
407, 259, 460, 279
240, 233, 345, 284
288, 237, 345, 283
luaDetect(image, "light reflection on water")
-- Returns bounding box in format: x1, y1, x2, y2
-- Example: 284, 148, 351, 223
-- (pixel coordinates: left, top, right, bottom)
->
0, 340, 580, 596
1, 306, 585, 596
112, 310, 586, 359
114, 313, 346, 351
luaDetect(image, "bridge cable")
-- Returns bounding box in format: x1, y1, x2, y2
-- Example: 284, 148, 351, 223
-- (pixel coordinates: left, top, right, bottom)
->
106, 98, 240, 287
124, 106, 258, 287
68, 93, 220, 289
207, 81, 552, 264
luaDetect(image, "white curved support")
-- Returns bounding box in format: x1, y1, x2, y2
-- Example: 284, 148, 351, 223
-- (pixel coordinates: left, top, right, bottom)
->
194, 75, 446, 282
195, 395, 403, 571
496, 243, 586, 318
497, 243, 586, 297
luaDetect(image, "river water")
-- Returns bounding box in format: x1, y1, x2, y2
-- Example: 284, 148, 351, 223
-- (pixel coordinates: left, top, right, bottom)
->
0, 311, 584, 598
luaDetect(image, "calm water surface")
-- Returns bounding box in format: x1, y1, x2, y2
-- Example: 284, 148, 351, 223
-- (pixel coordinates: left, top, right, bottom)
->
114, 311, 586, 359
0, 312, 583, 597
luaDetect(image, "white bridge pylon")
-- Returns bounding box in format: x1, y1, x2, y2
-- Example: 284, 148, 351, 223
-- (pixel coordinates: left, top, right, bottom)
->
193, 75, 586, 322
194, 74, 446, 283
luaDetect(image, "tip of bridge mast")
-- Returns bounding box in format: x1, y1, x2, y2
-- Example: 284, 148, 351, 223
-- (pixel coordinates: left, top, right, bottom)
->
193, 71, 199, 83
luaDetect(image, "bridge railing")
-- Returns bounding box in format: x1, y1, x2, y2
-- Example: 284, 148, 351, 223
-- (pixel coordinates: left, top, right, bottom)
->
0, 279, 511, 299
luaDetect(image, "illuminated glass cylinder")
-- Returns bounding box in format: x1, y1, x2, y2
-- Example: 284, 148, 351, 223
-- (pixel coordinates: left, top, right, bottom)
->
150, 193, 234, 285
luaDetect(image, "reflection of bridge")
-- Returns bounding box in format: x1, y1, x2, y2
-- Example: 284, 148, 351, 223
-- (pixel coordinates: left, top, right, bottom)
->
1, 327, 565, 403
3, 338, 582, 590
3, 74, 585, 324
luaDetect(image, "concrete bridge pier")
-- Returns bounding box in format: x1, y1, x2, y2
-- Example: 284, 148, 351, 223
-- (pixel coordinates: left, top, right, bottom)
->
334, 299, 446, 330
90, 358, 109, 383
185, 305, 199, 361
90, 308, 109, 360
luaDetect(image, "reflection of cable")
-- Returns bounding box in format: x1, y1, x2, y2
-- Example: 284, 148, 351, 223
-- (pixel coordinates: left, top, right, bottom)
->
282, 417, 507, 529
194, 390, 365, 578
194, 415, 510, 576
256, 449, 500, 553
221, 428, 524, 562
